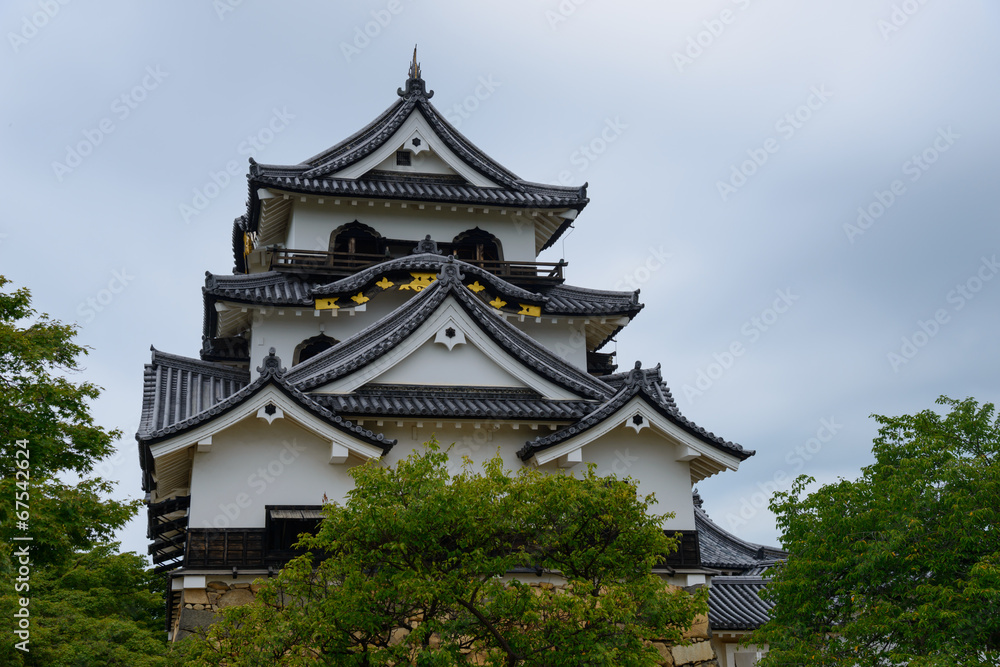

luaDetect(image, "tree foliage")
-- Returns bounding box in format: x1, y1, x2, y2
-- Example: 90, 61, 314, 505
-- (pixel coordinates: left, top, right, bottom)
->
0, 276, 139, 568
0, 277, 171, 663
754, 396, 1000, 666
184, 442, 706, 666
0, 545, 171, 667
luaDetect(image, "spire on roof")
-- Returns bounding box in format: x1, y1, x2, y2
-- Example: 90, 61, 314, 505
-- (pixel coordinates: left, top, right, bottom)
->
409, 45, 421, 80
398, 45, 434, 100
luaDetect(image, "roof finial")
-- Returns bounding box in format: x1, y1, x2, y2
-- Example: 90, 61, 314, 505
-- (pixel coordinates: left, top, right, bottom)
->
398, 46, 433, 99
410, 45, 421, 80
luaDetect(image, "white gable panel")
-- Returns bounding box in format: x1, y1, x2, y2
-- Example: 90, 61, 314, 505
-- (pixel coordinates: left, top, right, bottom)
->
372, 337, 529, 388
313, 298, 582, 400
372, 146, 459, 176
532, 396, 743, 484
332, 113, 500, 188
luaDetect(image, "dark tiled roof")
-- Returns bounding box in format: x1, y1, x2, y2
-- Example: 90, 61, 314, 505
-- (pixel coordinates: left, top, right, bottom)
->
284, 258, 615, 402
203, 257, 642, 350
708, 577, 774, 631
244, 73, 586, 251
251, 172, 587, 209
205, 271, 314, 306
138, 349, 250, 439
518, 363, 751, 462
541, 284, 642, 315
695, 499, 787, 571
137, 349, 395, 463
314, 385, 595, 420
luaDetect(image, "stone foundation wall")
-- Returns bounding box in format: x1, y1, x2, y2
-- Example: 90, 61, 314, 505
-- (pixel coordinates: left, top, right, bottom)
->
172, 579, 721, 666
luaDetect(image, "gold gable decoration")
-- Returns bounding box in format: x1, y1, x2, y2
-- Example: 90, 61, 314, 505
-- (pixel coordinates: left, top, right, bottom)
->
518, 304, 542, 317
399, 273, 437, 292
315, 298, 339, 310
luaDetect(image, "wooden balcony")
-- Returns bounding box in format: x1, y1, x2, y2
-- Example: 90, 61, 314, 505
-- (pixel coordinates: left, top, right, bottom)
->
269, 248, 566, 286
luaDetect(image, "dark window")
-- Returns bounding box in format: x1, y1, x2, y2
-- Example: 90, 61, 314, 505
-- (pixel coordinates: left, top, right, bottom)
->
329, 221, 382, 257
396, 150, 411, 166
453, 228, 503, 262
294, 334, 338, 365
265, 507, 322, 559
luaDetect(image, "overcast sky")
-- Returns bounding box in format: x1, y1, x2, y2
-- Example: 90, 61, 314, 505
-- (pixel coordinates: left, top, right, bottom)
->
3, 1, 998, 556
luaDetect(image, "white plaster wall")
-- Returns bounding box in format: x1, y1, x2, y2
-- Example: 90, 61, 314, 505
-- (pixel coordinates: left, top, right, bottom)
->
286, 200, 537, 260
188, 417, 360, 529
509, 318, 587, 370
370, 423, 695, 531
187, 414, 699, 532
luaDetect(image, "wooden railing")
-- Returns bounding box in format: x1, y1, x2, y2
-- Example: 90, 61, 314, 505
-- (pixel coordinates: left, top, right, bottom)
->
269, 249, 565, 285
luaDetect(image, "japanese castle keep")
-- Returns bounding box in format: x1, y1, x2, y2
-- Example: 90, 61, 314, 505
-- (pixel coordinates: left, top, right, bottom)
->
136, 55, 784, 665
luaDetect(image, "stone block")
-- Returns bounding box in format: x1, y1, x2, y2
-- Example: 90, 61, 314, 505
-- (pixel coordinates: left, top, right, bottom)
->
218, 587, 255, 608
652, 642, 674, 666
207, 581, 230, 591
671, 639, 716, 665
184, 588, 210, 605
682, 613, 710, 639
175, 608, 219, 641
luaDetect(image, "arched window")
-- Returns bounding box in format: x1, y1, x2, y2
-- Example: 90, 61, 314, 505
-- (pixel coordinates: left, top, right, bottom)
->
293, 334, 338, 365
329, 221, 382, 256
452, 228, 503, 262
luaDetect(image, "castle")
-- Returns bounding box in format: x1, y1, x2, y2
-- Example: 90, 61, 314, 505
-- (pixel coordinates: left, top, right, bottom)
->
136, 53, 783, 665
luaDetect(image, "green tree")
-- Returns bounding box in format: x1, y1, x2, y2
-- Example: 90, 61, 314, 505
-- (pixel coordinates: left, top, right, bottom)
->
0, 545, 171, 666
0, 277, 173, 664
0, 276, 138, 568
754, 396, 1000, 666
184, 442, 706, 666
